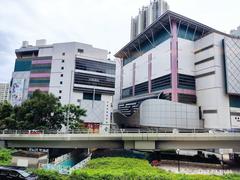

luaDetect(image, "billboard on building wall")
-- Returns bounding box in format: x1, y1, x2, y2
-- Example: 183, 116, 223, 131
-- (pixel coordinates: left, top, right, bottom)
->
10, 79, 25, 106
223, 37, 240, 95
231, 115, 240, 128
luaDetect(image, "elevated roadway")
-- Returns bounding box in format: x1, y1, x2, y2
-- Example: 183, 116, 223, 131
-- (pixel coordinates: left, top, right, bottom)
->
0, 130, 239, 150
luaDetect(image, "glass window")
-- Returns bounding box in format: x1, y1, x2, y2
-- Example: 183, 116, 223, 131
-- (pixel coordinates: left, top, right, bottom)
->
122, 87, 132, 98
178, 74, 195, 90
83, 93, 101, 101
122, 28, 170, 66
78, 49, 84, 53
135, 82, 148, 95
75, 58, 115, 75
14, 60, 32, 71
74, 72, 115, 88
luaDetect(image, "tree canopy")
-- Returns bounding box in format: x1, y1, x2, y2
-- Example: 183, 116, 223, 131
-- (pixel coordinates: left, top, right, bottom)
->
0, 90, 86, 130
62, 104, 86, 130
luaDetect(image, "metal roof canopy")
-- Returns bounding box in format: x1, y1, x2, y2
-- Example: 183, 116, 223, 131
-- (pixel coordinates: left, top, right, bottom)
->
115, 10, 232, 59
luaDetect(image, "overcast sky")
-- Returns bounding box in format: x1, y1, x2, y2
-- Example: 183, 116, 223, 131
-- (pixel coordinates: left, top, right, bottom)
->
0, 0, 239, 83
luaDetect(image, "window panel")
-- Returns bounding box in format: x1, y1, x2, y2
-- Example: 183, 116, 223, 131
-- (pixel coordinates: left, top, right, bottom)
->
74, 72, 115, 88
75, 58, 115, 75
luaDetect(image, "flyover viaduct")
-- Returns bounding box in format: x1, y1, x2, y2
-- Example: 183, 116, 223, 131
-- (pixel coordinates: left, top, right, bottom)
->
0, 132, 240, 150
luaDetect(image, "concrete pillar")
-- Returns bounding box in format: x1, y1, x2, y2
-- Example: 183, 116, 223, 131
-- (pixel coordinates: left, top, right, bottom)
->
132, 63, 136, 96
0, 141, 6, 148
124, 140, 156, 150
120, 59, 123, 99
170, 20, 178, 102
148, 54, 152, 94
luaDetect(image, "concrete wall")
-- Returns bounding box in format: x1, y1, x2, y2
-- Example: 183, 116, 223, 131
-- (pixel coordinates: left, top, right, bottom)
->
122, 39, 171, 90
178, 38, 195, 76
194, 33, 231, 129
80, 100, 105, 123
12, 155, 48, 168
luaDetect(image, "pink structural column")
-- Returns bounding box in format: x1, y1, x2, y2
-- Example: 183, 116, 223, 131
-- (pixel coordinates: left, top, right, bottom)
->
170, 20, 178, 102
120, 59, 123, 99
132, 63, 136, 96
148, 54, 152, 94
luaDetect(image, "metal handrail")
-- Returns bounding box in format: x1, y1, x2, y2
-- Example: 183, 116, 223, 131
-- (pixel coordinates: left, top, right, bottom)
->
0, 128, 239, 135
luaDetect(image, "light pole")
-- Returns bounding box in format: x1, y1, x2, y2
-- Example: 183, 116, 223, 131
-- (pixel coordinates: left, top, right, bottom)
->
176, 149, 180, 172
220, 152, 224, 175
66, 70, 74, 133
92, 88, 95, 108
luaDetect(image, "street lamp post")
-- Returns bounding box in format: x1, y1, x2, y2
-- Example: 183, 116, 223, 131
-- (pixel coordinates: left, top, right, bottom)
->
66, 70, 74, 133
176, 149, 180, 172
220, 153, 224, 175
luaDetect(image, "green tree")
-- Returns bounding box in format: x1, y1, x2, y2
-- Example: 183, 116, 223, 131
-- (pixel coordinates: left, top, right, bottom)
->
14, 90, 64, 130
0, 101, 16, 129
0, 90, 87, 131
62, 104, 86, 130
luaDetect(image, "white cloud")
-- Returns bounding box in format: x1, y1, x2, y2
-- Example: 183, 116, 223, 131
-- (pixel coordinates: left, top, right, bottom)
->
0, 0, 239, 82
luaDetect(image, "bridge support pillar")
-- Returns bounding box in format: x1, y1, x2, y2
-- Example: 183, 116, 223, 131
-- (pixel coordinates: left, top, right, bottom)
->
0, 141, 6, 148
124, 141, 135, 149
124, 141, 155, 150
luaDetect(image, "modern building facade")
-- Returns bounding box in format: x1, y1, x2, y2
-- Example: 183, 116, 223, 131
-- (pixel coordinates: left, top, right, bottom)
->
0, 83, 10, 103
114, 10, 240, 129
11, 40, 115, 132
130, 0, 169, 40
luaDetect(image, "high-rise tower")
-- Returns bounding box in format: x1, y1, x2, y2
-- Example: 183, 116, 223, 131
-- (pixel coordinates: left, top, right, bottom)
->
130, 0, 169, 40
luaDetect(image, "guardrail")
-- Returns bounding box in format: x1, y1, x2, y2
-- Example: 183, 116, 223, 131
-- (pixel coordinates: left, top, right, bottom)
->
0, 128, 239, 135
69, 153, 92, 173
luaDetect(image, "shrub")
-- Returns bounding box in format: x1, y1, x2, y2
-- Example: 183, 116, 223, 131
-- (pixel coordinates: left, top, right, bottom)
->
32, 157, 240, 180
0, 148, 13, 166
70, 157, 173, 180
32, 169, 68, 180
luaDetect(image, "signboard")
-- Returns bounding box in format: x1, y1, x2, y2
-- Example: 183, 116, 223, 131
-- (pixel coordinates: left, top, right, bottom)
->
11, 79, 24, 106
231, 115, 240, 128
17, 159, 28, 167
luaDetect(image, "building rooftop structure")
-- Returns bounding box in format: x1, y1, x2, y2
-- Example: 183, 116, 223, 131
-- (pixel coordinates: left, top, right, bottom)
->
230, 25, 240, 37
116, 10, 234, 59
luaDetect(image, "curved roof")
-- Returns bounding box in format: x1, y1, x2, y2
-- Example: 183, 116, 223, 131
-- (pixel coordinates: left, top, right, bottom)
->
115, 10, 233, 58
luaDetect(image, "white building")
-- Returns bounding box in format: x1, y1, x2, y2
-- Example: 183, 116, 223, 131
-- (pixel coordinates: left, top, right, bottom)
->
130, 0, 169, 40
114, 10, 240, 130
0, 83, 9, 103
11, 40, 115, 132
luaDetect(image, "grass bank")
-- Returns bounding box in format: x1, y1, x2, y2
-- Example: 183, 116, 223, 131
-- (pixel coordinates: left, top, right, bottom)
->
21, 157, 240, 180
